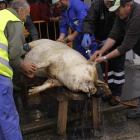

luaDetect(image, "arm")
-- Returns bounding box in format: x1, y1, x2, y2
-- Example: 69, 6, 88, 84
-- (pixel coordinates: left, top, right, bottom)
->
57, 33, 66, 42
60, 13, 69, 35
56, 7, 62, 21
90, 38, 116, 61
95, 49, 121, 63
81, 2, 100, 49
65, 30, 79, 42
116, 16, 140, 54
40, 3, 51, 22
6, 21, 36, 74
59, 16, 62, 20
82, 2, 99, 35
100, 38, 116, 54
73, 1, 89, 34
6, 21, 24, 69
108, 16, 124, 42
24, 16, 39, 41
91, 16, 124, 62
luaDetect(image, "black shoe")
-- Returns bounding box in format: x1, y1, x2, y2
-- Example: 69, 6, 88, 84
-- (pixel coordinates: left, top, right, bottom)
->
126, 110, 140, 119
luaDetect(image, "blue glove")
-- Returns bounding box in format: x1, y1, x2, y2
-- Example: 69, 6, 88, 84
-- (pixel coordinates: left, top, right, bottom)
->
81, 34, 91, 49
23, 43, 31, 52
99, 40, 106, 47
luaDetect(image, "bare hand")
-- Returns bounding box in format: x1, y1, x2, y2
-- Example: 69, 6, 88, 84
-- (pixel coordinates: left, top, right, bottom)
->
95, 56, 104, 63
90, 50, 102, 61
50, 17, 56, 21
51, 17, 59, 22
21, 61, 37, 74
65, 35, 75, 42
56, 38, 64, 43
55, 17, 59, 22
30, 46, 34, 50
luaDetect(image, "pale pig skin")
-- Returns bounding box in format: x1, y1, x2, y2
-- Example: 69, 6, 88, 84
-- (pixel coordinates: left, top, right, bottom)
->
24, 39, 108, 97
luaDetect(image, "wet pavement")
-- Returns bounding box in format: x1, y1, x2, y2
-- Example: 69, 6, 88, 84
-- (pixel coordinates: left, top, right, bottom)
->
13, 60, 140, 140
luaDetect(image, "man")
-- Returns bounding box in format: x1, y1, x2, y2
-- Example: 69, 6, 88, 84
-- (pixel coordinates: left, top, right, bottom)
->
82, 0, 125, 105
1, 0, 38, 91
0, 0, 36, 139
24, 15, 39, 42
0, 0, 39, 51
91, 0, 140, 118
40, 0, 62, 40
0, 0, 7, 10
52, 0, 98, 59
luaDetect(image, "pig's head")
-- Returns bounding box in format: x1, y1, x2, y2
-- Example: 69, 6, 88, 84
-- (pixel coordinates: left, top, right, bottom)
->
65, 62, 98, 97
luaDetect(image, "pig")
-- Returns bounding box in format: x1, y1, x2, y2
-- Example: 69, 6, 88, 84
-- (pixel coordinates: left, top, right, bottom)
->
24, 39, 110, 97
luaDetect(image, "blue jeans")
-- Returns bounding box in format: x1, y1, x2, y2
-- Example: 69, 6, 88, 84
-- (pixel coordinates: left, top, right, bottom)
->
0, 75, 23, 140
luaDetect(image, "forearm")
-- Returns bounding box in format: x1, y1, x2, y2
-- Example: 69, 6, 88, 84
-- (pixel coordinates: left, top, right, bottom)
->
60, 15, 69, 35
72, 31, 79, 38
9, 58, 23, 69
25, 16, 39, 40
95, 48, 121, 63
58, 16, 62, 20
31, 34, 39, 41
58, 33, 65, 40
100, 38, 116, 54
106, 49, 121, 60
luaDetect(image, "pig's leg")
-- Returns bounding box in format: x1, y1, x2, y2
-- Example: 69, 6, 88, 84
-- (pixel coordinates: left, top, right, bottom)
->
95, 79, 108, 87
95, 80, 111, 97
36, 61, 51, 69
28, 79, 62, 95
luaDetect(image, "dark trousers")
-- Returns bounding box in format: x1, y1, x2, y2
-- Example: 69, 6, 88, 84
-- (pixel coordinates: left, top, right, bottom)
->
101, 54, 125, 96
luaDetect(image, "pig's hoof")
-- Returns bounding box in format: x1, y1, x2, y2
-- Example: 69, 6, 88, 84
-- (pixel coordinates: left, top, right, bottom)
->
28, 88, 38, 95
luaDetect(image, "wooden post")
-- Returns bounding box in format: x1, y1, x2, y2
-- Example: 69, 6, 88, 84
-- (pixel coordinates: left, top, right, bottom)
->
91, 96, 98, 127
57, 100, 68, 135
21, 74, 28, 101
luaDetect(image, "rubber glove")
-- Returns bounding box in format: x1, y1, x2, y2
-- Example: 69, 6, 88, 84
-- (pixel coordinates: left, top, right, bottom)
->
23, 43, 31, 52
99, 40, 106, 47
81, 34, 91, 49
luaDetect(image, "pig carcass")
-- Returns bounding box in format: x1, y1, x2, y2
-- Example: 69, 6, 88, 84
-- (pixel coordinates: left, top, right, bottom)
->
24, 39, 110, 97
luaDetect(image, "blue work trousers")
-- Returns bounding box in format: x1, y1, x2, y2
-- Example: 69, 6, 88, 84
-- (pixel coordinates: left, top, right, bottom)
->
75, 34, 98, 60
0, 75, 23, 140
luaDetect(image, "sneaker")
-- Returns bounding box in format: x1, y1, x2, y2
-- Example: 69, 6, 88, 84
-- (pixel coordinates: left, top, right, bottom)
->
108, 96, 120, 106
126, 110, 140, 119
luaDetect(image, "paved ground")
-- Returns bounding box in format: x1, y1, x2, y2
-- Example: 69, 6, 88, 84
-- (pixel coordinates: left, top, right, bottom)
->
22, 108, 140, 140
14, 60, 140, 140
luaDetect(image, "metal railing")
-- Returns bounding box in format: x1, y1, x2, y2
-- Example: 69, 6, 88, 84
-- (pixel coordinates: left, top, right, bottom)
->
24, 20, 72, 48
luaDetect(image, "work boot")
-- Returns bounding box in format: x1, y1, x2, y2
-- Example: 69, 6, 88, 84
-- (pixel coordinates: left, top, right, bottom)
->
108, 96, 120, 106
126, 110, 140, 119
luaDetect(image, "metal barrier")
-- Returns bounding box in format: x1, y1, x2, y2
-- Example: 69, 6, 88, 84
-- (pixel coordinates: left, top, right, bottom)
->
24, 20, 72, 48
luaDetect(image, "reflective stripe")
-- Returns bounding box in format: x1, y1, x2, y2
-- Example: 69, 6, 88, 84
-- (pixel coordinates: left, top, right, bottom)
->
0, 42, 8, 52
108, 79, 125, 84
103, 71, 113, 77
0, 57, 12, 71
0, 10, 22, 79
103, 71, 125, 77
114, 71, 125, 77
